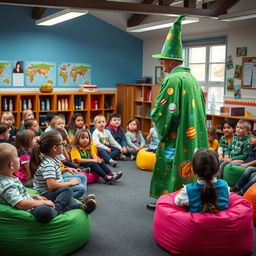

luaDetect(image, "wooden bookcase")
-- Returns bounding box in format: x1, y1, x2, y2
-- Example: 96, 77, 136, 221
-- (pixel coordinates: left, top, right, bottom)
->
0, 92, 116, 130
117, 83, 160, 135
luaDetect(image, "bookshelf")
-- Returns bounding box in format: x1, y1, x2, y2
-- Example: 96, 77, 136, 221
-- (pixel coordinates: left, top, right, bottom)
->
0, 92, 116, 130
117, 83, 160, 135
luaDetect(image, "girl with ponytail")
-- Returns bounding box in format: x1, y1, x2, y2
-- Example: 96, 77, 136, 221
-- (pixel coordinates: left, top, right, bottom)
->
174, 149, 230, 213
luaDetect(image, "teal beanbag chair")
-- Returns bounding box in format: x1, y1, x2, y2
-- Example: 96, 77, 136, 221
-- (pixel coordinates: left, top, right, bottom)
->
223, 164, 245, 186
0, 189, 91, 256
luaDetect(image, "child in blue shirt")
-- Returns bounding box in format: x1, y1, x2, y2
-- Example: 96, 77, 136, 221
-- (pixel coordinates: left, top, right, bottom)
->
146, 124, 159, 153
174, 149, 229, 213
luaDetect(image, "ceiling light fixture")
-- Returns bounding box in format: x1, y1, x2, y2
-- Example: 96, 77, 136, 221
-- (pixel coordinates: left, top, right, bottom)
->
127, 16, 199, 33
218, 9, 256, 21
36, 9, 88, 26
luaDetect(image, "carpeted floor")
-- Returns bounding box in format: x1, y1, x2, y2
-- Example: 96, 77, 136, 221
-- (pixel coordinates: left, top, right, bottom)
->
71, 160, 256, 256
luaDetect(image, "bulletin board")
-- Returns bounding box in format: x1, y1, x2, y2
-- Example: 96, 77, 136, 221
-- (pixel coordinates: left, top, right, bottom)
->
242, 57, 256, 89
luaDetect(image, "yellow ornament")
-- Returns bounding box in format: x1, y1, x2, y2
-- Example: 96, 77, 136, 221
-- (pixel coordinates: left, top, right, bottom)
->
167, 88, 174, 95
183, 89, 186, 95
167, 33, 172, 40
192, 99, 195, 108
162, 190, 169, 195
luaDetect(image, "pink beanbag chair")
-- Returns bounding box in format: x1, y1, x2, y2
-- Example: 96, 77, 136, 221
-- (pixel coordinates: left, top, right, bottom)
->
80, 172, 99, 184
154, 192, 254, 256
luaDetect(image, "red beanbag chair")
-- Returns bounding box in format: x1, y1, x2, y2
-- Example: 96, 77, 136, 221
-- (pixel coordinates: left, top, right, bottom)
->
154, 192, 253, 256
80, 172, 99, 184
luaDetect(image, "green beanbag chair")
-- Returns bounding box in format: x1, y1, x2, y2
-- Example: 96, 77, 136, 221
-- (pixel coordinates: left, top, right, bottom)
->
223, 164, 245, 186
0, 189, 91, 256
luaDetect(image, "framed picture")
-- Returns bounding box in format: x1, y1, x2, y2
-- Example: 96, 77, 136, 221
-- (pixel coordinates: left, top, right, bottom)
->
155, 66, 165, 84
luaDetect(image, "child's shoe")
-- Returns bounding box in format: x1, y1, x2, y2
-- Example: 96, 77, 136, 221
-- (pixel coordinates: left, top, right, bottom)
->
79, 194, 96, 203
119, 153, 126, 160
81, 167, 91, 173
230, 185, 239, 192
104, 175, 114, 184
112, 171, 123, 181
130, 154, 136, 161
81, 199, 97, 214
109, 159, 117, 167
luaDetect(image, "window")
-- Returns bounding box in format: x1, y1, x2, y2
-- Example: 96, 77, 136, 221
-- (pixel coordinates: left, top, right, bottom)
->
183, 39, 226, 113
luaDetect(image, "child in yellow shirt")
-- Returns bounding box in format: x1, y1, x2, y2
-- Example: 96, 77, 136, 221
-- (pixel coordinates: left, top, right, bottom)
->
208, 127, 219, 152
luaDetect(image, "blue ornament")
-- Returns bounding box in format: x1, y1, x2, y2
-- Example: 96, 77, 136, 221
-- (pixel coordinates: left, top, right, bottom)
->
165, 147, 175, 160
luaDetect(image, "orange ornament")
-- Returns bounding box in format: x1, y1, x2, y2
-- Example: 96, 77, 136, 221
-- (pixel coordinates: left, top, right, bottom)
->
178, 161, 193, 178
186, 126, 196, 139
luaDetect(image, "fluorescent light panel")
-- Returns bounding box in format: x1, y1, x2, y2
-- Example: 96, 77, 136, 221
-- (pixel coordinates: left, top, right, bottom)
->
218, 9, 256, 22
36, 9, 88, 26
127, 17, 199, 33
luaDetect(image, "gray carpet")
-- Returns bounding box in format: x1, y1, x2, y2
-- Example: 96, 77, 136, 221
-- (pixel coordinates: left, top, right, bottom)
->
70, 160, 256, 256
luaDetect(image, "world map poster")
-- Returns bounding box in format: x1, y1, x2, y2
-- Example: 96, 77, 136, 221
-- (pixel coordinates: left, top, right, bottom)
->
25, 61, 56, 87
0, 61, 11, 87
57, 63, 91, 87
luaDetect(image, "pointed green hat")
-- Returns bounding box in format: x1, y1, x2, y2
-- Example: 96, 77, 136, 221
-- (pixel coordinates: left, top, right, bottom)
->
152, 14, 187, 62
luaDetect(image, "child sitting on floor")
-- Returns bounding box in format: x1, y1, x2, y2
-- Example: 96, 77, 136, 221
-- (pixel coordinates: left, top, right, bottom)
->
125, 118, 146, 160
68, 113, 86, 141
218, 119, 236, 162
208, 127, 219, 152
30, 130, 96, 214
1, 111, 17, 144
71, 129, 122, 184
106, 113, 128, 160
92, 115, 123, 167
0, 123, 10, 143
146, 124, 159, 153
174, 149, 230, 213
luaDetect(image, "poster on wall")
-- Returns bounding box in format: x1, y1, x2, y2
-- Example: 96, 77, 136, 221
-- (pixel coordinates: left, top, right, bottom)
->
12, 60, 24, 86
0, 60, 11, 87
234, 64, 242, 80
236, 47, 247, 57
57, 63, 91, 88
234, 84, 241, 99
227, 78, 234, 91
25, 61, 56, 87
226, 56, 234, 70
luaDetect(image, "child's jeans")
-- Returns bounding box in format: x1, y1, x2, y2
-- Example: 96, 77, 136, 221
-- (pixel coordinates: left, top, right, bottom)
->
79, 161, 112, 178
236, 166, 256, 193
62, 173, 87, 199
98, 147, 120, 162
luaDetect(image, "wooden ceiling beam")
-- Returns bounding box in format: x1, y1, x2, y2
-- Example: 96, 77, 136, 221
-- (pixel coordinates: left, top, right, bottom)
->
0, 0, 219, 17
158, 0, 176, 6
32, 7, 46, 19
209, 0, 241, 15
184, 0, 196, 8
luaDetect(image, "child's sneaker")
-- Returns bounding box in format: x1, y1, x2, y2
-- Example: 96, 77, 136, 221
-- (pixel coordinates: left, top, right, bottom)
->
81, 199, 97, 214
119, 153, 126, 160
81, 167, 91, 173
104, 175, 114, 184
109, 159, 117, 167
130, 154, 136, 161
112, 171, 123, 181
79, 194, 96, 203
230, 185, 239, 192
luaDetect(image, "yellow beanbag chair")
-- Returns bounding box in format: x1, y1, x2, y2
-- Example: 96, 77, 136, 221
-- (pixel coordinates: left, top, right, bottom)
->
136, 148, 156, 171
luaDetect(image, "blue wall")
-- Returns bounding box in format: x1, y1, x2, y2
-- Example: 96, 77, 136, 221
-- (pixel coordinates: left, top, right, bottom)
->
0, 5, 143, 88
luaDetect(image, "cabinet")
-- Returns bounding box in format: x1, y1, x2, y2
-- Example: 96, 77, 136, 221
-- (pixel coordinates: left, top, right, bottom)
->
0, 92, 116, 130
206, 113, 256, 132
117, 83, 160, 135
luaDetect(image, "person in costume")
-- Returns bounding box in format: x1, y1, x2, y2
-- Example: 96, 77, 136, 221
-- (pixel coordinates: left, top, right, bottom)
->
147, 15, 208, 210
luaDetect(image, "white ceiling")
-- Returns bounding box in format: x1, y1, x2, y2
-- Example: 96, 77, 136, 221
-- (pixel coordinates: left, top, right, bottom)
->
89, 0, 256, 40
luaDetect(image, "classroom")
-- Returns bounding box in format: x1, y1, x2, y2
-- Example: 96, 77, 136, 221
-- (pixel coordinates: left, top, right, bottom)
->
0, 1, 256, 255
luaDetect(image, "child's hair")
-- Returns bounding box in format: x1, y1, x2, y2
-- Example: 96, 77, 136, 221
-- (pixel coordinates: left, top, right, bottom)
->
237, 119, 251, 132
0, 123, 9, 135
0, 143, 16, 171
51, 116, 62, 127
24, 118, 37, 129
15, 130, 35, 152
221, 119, 236, 130
73, 129, 91, 148
69, 113, 84, 133
94, 115, 106, 124
21, 109, 34, 123
207, 127, 217, 139
252, 130, 256, 136
192, 148, 220, 214
45, 112, 58, 123
30, 130, 61, 176
127, 118, 140, 132
1, 111, 15, 126
56, 128, 68, 141
109, 113, 121, 122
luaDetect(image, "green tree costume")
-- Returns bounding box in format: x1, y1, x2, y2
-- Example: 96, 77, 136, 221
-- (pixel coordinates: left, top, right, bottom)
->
150, 15, 208, 198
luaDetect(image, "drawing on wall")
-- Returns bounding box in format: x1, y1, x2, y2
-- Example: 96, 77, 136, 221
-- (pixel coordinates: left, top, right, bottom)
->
236, 47, 247, 57
57, 63, 91, 87
12, 60, 24, 86
234, 64, 242, 80
226, 55, 234, 70
0, 61, 11, 86
227, 78, 234, 91
155, 66, 166, 84
234, 84, 241, 99
25, 61, 56, 87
